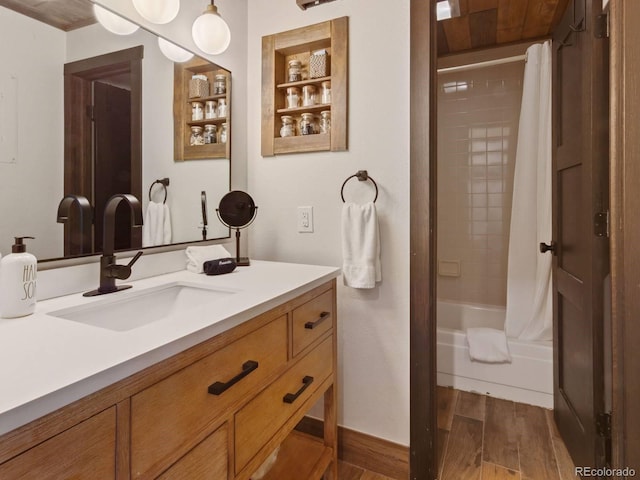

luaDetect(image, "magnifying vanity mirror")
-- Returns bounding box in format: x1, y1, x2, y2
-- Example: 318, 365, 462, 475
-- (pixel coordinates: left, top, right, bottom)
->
0, 0, 231, 263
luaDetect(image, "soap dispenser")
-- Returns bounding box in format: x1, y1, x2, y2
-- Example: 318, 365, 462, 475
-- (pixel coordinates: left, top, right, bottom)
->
0, 237, 37, 319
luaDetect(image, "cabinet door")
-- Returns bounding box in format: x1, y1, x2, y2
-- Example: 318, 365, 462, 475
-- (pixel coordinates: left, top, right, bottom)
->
0, 407, 116, 480
158, 423, 227, 479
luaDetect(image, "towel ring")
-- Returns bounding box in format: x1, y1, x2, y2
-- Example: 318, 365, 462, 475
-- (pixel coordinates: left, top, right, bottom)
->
149, 178, 170, 204
341, 170, 378, 203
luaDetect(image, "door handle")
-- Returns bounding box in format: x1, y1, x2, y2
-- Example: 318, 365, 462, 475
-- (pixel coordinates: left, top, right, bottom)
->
539, 242, 557, 254
305, 311, 331, 329
208, 360, 259, 395
283, 376, 314, 404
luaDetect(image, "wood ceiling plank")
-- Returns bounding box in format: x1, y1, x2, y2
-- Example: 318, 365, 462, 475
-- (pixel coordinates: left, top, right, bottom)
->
443, 16, 473, 53
523, 0, 562, 37
469, 0, 499, 14
0, 0, 95, 31
497, 0, 530, 43
469, 8, 498, 49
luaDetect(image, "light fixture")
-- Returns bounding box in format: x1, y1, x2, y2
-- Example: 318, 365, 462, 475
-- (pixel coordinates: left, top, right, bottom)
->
192, 1, 231, 55
132, 0, 180, 25
158, 38, 194, 63
436, 0, 461, 21
93, 5, 139, 35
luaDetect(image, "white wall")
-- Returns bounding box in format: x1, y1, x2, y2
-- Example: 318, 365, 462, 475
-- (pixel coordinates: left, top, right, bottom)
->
0, 7, 65, 259
66, 24, 230, 242
247, 0, 411, 445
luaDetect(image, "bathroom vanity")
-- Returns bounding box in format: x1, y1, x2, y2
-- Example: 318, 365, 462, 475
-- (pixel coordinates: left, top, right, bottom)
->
0, 261, 339, 480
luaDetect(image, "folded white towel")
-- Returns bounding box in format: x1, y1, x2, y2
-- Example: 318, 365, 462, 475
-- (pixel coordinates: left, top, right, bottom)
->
341, 202, 381, 289
466, 327, 512, 363
142, 202, 172, 247
186, 245, 232, 273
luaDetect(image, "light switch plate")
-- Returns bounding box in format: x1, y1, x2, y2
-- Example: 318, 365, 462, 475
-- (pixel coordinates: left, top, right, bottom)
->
297, 206, 314, 233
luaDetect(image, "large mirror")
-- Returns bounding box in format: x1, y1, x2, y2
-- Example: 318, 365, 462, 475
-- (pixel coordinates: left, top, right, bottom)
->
0, 0, 231, 262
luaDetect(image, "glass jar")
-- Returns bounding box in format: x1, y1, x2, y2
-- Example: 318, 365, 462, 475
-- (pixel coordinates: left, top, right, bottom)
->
300, 113, 316, 135
321, 81, 332, 104
220, 123, 228, 144
191, 102, 204, 121
319, 111, 331, 134
217, 98, 228, 118
204, 124, 217, 144
213, 74, 227, 95
205, 100, 217, 119
288, 60, 302, 82
286, 87, 301, 109
280, 115, 295, 137
302, 85, 317, 107
190, 126, 204, 146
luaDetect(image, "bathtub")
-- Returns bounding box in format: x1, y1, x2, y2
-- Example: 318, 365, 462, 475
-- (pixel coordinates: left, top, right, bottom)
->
437, 300, 553, 408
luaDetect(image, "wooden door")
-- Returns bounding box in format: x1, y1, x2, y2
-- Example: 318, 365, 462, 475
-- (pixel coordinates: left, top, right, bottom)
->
551, 0, 610, 469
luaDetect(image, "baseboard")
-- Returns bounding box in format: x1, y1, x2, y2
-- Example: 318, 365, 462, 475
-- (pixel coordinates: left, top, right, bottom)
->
295, 416, 409, 479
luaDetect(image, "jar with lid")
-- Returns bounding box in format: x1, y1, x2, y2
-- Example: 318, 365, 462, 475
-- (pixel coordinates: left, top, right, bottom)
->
217, 98, 228, 118
190, 126, 204, 146
319, 111, 331, 134
220, 123, 228, 144
191, 102, 204, 121
205, 100, 217, 119
288, 60, 302, 82
280, 115, 295, 137
302, 85, 317, 107
286, 87, 301, 109
213, 74, 227, 95
300, 113, 316, 135
321, 81, 332, 104
204, 124, 217, 144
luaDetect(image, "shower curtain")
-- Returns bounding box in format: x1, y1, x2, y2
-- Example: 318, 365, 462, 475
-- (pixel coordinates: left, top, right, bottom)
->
504, 41, 553, 341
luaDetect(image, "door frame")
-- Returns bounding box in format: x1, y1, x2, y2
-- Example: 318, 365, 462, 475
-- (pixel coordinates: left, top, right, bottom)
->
609, 0, 640, 470
410, 0, 639, 476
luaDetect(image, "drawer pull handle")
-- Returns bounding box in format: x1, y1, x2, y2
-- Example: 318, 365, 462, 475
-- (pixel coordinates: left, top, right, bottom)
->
305, 311, 331, 330
208, 360, 259, 395
283, 376, 314, 404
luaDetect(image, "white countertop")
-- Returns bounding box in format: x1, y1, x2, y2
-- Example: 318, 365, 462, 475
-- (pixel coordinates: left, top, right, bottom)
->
0, 260, 340, 436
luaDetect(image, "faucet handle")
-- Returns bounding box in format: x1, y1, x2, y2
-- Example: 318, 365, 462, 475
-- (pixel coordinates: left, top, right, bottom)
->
127, 251, 143, 268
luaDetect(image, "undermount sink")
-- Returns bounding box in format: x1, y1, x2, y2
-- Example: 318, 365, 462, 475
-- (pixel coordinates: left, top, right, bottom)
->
49, 282, 236, 332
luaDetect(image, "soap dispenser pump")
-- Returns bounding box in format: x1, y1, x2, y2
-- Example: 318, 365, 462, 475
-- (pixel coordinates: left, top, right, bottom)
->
0, 237, 37, 319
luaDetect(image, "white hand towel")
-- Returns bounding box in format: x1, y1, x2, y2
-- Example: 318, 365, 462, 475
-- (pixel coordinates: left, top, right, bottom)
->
466, 328, 512, 363
142, 202, 172, 247
186, 244, 232, 273
341, 202, 381, 289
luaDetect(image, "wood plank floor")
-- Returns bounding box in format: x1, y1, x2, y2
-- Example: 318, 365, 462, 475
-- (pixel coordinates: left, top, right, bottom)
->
337, 460, 395, 480
438, 387, 579, 480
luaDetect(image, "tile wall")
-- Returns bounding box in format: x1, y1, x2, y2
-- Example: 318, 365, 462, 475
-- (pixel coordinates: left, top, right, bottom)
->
437, 61, 525, 306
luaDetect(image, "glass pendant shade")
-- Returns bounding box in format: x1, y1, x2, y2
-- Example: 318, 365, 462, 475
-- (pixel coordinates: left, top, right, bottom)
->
192, 4, 231, 55
132, 0, 180, 24
93, 5, 139, 35
158, 38, 194, 63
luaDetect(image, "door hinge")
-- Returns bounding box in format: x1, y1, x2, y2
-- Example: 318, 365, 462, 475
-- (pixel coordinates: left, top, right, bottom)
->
594, 211, 609, 237
596, 412, 612, 438
595, 13, 609, 38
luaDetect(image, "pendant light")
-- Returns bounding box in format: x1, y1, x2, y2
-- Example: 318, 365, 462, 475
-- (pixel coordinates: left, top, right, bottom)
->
158, 38, 194, 63
132, 0, 180, 25
192, 1, 231, 55
93, 5, 139, 35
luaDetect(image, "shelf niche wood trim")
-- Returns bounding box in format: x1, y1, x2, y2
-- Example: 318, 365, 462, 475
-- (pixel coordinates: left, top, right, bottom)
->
261, 17, 348, 157
174, 57, 231, 162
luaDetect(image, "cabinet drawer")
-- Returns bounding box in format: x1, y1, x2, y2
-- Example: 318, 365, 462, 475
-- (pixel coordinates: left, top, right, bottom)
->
292, 289, 333, 357
235, 335, 333, 474
0, 408, 116, 480
131, 315, 288, 478
158, 423, 227, 479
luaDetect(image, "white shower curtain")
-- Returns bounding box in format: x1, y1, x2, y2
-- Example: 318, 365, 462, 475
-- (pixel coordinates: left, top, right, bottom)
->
504, 41, 553, 341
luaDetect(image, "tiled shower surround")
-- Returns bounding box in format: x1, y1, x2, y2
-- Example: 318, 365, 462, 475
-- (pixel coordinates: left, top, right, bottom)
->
437, 61, 525, 307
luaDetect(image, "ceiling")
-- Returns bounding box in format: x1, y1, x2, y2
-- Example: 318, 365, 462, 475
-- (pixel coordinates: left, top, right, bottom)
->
438, 0, 571, 56
0, 0, 95, 31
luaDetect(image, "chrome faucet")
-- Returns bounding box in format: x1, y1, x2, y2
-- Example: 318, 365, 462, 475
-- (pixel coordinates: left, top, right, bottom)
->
84, 194, 144, 297
57, 194, 93, 255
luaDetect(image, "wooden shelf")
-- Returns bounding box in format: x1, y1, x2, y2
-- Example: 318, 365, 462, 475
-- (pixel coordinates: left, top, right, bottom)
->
260, 432, 333, 480
174, 57, 231, 162
262, 17, 348, 156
